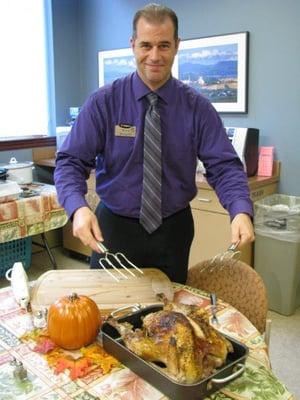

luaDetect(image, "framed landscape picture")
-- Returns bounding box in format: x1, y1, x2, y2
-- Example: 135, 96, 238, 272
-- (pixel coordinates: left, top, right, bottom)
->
98, 47, 136, 87
178, 32, 249, 113
98, 32, 248, 113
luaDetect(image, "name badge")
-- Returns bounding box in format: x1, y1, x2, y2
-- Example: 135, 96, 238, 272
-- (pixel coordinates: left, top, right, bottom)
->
115, 124, 136, 137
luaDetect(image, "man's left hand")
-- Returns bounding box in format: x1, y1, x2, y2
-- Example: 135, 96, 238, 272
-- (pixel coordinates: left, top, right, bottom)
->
231, 213, 255, 248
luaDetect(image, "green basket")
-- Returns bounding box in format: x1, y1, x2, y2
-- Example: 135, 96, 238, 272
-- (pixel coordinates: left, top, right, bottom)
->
0, 237, 32, 277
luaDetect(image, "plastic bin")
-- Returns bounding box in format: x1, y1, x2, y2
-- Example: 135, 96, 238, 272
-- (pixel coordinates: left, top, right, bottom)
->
0, 237, 32, 277
254, 194, 300, 315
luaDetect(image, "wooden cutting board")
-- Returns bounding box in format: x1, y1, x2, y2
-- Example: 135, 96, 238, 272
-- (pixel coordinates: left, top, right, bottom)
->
30, 268, 174, 315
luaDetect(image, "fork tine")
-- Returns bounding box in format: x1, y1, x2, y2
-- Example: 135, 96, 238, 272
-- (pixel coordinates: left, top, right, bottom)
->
114, 253, 136, 276
97, 242, 143, 279
115, 253, 144, 275
209, 260, 219, 273
99, 259, 120, 282
227, 249, 242, 260
97, 242, 128, 279
199, 259, 214, 273
104, 253, 129, 279
218, 242, 241, 271
201, 242, 241, 273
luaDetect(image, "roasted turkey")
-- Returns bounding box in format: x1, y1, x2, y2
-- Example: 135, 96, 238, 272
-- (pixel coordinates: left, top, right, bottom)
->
108, 298, 233, 383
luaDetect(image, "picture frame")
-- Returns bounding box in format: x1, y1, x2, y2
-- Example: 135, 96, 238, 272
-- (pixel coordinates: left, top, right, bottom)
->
178, 32, 249, 113
97, 32, 248, 113
98, 47, 136, 87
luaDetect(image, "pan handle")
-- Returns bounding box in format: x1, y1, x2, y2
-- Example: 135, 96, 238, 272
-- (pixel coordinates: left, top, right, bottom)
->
110, 304, 142, 319
209, 363, 245, 386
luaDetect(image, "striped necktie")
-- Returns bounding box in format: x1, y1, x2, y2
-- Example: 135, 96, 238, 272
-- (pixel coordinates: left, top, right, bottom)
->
139, 92, 162, 233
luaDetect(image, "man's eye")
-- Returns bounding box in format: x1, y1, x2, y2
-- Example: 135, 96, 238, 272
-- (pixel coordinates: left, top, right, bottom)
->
160, 44, 170, 49
141, 44, 150, 49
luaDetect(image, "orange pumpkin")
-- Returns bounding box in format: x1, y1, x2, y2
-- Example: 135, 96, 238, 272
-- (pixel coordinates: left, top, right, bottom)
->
47, 293, 101, 350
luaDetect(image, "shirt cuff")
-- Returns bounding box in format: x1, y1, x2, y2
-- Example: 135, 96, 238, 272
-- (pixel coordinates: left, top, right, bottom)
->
63, 194, 90, 219
228, 198, 254, 221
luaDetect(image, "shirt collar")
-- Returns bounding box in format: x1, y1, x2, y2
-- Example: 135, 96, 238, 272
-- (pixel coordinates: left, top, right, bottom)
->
133, 71, 175, 104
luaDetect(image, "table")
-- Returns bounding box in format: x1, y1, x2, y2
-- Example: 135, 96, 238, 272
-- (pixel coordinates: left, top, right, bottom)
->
0, 183, 68, 269
0, 283, 295, 400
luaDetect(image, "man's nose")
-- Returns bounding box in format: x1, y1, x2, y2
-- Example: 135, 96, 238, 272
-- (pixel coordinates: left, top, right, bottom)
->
149, 46, 160, 60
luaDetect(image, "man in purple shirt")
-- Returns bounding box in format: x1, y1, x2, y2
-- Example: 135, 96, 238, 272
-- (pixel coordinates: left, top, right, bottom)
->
54, 3, 254, 283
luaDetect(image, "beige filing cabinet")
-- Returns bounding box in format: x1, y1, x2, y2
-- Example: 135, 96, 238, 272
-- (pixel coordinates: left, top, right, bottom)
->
189, 163, 280, 268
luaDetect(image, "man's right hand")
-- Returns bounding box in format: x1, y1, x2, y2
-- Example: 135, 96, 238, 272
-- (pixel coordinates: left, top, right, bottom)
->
72, 206, 103, 253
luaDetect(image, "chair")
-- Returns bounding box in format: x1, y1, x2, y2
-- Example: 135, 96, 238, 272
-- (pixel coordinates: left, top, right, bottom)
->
186, 259, 271, 345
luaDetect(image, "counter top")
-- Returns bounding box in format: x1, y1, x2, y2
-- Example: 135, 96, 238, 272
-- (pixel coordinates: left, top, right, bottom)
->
34, 158, 56, 168
196, 161, 280, 190
36, 158, 280, 192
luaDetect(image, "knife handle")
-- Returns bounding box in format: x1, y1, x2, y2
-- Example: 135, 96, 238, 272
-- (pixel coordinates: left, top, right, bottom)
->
210, 293, 217, 306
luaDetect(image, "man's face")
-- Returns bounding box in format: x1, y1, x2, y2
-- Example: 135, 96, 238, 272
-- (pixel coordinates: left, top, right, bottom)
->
131, 16, 180, 91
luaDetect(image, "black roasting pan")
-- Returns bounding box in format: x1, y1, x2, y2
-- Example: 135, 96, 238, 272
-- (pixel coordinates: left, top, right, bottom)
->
101, 305, 249, 400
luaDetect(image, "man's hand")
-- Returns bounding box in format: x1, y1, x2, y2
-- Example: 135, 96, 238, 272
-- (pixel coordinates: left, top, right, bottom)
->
72, 206, 103, 253
231, 213, 255, 248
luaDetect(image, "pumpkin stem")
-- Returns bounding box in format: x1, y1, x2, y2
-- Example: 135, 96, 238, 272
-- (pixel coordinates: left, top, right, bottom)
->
69, 293, 79, 302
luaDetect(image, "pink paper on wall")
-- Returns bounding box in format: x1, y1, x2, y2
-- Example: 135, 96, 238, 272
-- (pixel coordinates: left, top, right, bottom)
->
257, 146, 274, 176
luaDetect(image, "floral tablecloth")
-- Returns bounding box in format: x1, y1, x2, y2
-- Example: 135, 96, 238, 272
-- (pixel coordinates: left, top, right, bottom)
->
0, 183, 68, 243
0, 283, 295, 400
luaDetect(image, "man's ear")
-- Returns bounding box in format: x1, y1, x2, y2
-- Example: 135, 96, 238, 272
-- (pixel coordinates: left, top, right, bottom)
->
130, 37, 135, 50
175, 38, 181, 53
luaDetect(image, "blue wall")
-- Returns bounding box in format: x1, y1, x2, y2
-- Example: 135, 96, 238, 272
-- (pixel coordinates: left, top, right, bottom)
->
53, 0, 300, 196
52, 0, 81, 125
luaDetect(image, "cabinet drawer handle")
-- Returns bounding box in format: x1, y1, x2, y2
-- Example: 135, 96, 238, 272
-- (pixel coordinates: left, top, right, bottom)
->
197, 197, 212, 203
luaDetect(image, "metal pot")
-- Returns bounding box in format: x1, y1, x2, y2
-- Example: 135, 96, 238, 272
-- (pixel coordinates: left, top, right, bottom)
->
3, 157, 34, 184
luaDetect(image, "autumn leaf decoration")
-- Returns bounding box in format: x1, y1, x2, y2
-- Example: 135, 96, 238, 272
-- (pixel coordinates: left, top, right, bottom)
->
33, 338, 56, 354
54, 357, 93, 380
21, 329, 120, 380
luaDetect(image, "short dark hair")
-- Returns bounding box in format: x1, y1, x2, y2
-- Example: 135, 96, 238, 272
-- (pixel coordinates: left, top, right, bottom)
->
132, 3, 178, 40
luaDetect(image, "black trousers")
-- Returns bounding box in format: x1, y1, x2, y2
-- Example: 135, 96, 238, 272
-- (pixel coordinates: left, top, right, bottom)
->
90, 202, 194, 284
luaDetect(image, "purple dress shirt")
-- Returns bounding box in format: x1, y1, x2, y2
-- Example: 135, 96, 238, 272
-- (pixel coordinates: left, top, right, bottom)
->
54, 72, 253, 220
